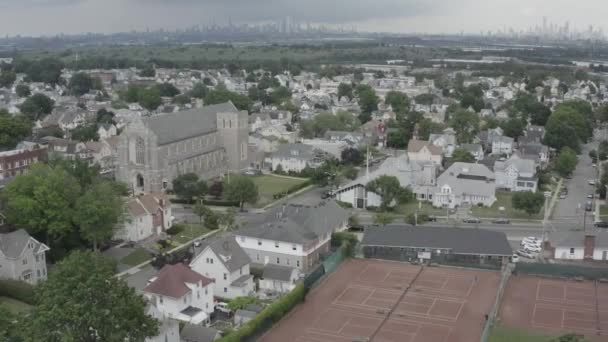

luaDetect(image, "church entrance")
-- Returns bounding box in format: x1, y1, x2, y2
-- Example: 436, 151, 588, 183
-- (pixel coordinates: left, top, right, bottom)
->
136, 174, 145, 192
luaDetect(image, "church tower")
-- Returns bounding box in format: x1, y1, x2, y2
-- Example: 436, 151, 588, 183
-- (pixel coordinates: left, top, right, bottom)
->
217, 106, 249, 172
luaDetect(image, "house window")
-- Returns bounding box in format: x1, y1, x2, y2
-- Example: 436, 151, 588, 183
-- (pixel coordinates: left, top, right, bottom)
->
22, 259, 27, 265
277, 257, 280, 264
256, 254, 259, 261
37, 270, 40, 278
258, 240, 262, 246
205, 288, 208, 295
35, 255, 39, 262
224, 287, 227, 293
135, 137, 145, 164
183, 297, 187, 304
223, 273, 227, 280
292, 245, 297, 251
197, 291, 200, 299
275, 242, 279, 248
159, 296, 163, 304
570, 248, 575, 254
23, 273, 31, 281
297, 260, 300, 267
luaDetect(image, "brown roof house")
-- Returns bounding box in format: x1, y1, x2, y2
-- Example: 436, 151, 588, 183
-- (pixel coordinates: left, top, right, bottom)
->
114, 193, 172, 242
407, 139, 443, 166
144, 263, 214, 325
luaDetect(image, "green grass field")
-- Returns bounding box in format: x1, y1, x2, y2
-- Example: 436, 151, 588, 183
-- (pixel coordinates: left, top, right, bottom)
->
472, 191, 543, 220
397, 201, 447, 217
172, 224, 210, 244
249, 174, 309, 207
488, 326, 556, 342
0, 296, 32, 314
120, 248, 152, 267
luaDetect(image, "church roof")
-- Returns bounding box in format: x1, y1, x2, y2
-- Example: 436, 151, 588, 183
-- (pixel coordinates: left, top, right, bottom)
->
143, 101, 238, 145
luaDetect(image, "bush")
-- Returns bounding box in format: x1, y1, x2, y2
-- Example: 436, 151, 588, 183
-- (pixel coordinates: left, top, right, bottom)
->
250, 265, 264, 279
202, 199, 239, 207
165, 224, 185, 236
0, 279, 36, 305
218, 284, 307, 342
331, 232, 358, 248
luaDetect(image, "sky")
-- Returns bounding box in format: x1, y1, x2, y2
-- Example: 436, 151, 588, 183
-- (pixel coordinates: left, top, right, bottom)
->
0, 0, 606, 37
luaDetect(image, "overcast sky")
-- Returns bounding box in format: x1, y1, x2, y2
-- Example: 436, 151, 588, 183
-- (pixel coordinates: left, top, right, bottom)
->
1, 0, 607, 36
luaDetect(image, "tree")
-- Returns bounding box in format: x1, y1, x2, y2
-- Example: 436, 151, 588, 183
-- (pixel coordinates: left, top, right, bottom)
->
190, 83, 209, 99
70, 123, 99, 142
451, 148, 476, 163
173, 94, 191, 105
337, 83, 353, 100
0, 110, 32, 150
204, 85, 252, 111
3, 163, 81, 243
341, 147, 363, 165
74, 181, 125, 251
0, 305, 23, 340
121, 84, 144, 103
342, 165, 359, 180
193, 202, 211, 224
155, 82, 180, 97
172, 173, 207, 202
373, 212, 395, 226
417, 118, 444, 140
500, 117, 526, 139
356, 84, 379, 116
269, 86, 291, 105
512, 191, 545, 217
68, 72, 95, 96
139, 87, 162, 111
385, 91, 410, 113
20, 93, 55, 121
21, 57, 64, 85
219, 207, 238, 230
96, 108, 115, 124
0, 70, 16, 88
227, 296, 260, 311
138, 64, 156, 77
414, 93, 435, 105
449, 108, 480, 143
208, 181, 223, 199
545, 102, 593, 152
554, 147, 578, 177
225, 175, 259, 210
28, 251, 159, 341
366, 176, 402, 210
15, 84, 31, 97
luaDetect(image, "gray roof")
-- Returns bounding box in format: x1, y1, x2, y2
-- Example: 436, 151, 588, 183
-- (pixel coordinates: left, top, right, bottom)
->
198, 236, 251, 272
361, 226, 512, 256
238, 200, 349, 244
437, 162, 496, 198
271, 143, 315, 161
143, 101, 237, 145
263, 264, 296, 282
180, 324, 219, 342
550, 231, 608, 248
0, 229, 46, 259
494, 154, 536, 175
231, 274, 254, 287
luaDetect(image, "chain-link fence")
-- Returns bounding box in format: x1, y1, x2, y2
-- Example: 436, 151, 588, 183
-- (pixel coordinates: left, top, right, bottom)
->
515, 262, 608, 280
480, 263, 513, 342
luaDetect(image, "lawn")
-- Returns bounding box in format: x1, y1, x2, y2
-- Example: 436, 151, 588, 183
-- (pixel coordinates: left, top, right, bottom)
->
600, 205, 608, 217
172, 224, 211, 244
472, 191, 543, 220
397, 201, 447, 217
249, 174, 310, 207
0, 296, 32, 314
488, 326, 554, 342
120, 248, 152, 267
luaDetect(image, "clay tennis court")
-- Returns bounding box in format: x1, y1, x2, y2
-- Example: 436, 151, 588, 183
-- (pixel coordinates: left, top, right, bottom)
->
498, 275, 608, 342
261, 258, 501, 342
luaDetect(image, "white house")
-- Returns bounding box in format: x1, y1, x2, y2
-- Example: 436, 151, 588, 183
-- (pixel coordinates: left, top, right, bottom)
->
144, 264, 214, 325
269, 143, 323, 173
0, 229, 50, 285
429, 128, 457, 158
116, 193, 172, 242
235, 201, 349, 272
459, 144, 484, 161
189, 236, 255, 299
260, 264, 299, 294
97, 123, 118, 139
491, 136, 514, 156
407, 139, 443, 165
494, 154, 538, 192
432, 162, 497, 209
145, 302, 180, 342
550, 232, 608, 261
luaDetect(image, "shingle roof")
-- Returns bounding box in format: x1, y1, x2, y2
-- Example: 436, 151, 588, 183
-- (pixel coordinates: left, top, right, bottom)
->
196, 236, 251, 273
263, 264, 296, 282
407, 140, 442, 155
361, 225, 512, 256
550, 231, 608, 248
180, 324, 219, 342
143, 101, 237, 145
144, 264, 213, 298
271, 143, 315, 161
0, 229, 47, 259
437, 162, 496, 198
494, 154, 536, 175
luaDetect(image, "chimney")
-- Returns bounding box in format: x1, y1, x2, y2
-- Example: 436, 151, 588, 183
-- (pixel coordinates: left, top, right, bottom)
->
584, 235, 595, 260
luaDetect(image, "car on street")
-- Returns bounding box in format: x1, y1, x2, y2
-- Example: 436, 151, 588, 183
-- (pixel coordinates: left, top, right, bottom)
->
492, 218, 510, 224
588, 193, 595, 199
523, 244, 542, 253
589, 179, 597, 186
595, 221, 608, 228
585, 201, 593, 211
517, 249, 538, 259
463, 217, 481, 224
521, 236, 540, 244
559, 193, 567, 199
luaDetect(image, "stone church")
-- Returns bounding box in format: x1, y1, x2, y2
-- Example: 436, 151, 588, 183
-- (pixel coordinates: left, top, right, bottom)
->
116, 102, 249, 193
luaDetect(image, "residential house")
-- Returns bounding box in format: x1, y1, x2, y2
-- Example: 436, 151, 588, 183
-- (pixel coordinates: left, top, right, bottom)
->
477, 127, 504, 152
116, 193, 172, 242
491, 135, 514, 156
0, 147, 47, 180
85, 141, 113, 169
459, 144, 484, 161
269, 143, 324, 173
39, 137, 93, 163
97, 123, 117, 139
429, 128, 457, 158
235, 201, 349, 272
407, 140, 443, 165
300, 138, 347, 160
432, 162, 497, 208
189, 236, 254, 299
180, 325, 220, 342
249, 133, 280, 153
334, 153, 437, 208
361, 226, 512, 268
145, 302, 180, 342
0, 229, 50, 285
324, 131, 367, 147
260, 264, 299, 294
257, 124, 296, 143
249, 113, 271, 133
548, 232, 608, 261
517, 143, 550, 168
494, 154, 538, 192
143, 264, 214, 325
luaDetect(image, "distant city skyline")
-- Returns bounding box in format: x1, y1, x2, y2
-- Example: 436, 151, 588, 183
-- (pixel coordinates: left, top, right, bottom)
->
0, 0, 607, 38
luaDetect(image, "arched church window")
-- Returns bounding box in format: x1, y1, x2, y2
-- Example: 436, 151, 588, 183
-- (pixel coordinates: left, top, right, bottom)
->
136, 137, 145, 164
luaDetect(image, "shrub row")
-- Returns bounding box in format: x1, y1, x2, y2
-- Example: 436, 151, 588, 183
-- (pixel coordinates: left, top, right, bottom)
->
202, 199, 240, 207
272, 179, 313, 200
0, 279, 36, 305
218, 283, 307, 342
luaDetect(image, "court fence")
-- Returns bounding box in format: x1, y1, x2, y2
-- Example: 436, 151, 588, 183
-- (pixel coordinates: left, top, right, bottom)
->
514, 262, 608, 280
480, 263, 513, 342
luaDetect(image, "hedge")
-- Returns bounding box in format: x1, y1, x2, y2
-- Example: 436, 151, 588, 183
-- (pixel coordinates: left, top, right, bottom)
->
218, 283, 307, 342
0, 279, 36, 305
202, 199, 240, 207
272, 179, 313, 200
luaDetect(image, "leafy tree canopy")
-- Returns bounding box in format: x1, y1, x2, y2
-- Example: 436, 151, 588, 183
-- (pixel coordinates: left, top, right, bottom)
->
20, 93, 55, 121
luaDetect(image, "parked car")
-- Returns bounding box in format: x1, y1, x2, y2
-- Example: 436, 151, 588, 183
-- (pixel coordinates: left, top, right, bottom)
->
595, 221, 608, 228
243, 168, 262, 176
517, 249, 538, 259
521, 237, 540, 245
523, 245, 542, 253
559, 192, 567, 199
588, 179, 597, 186
321, 191, 333, 199
463, 217, 481, 224
587, 193, 594, 199
427, 216, 438, 222
585, 201, 593, 212
215, 302, 232, 314
492, 218, 510, 224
